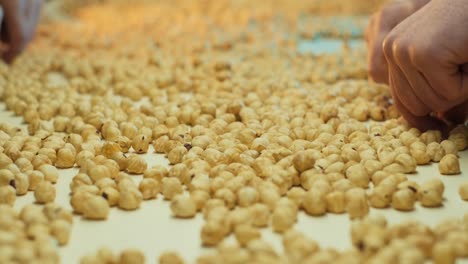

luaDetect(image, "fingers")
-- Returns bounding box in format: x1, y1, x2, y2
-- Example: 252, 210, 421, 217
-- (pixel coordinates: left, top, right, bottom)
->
1, 0, 42, 63
386, 35, 453, 114
403, 55, 458, 113
2, 1, 26, 62
366, 13, 391, 84
366, 0, 432, 85
367, 31, 389, 84
389, 73, 445, 131
387, 64, 431, 117
414, 54, 468, 103
366, 2, 417, 84
368, 0, 467, 129
383, 30, 447, 131
382, 15, 468, 120
382, 33, 432, 116
384, 34, 463, 131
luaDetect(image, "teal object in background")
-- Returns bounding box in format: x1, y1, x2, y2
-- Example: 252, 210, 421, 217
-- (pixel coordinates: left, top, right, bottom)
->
298, 38, 364, 54
329, 16, 367, 37
297, 16, 367, 54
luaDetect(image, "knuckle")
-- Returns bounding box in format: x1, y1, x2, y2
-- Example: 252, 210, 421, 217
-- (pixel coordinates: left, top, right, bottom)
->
383, 34, 411, 62
382, 35, 396, 58
395, 38, 409, 53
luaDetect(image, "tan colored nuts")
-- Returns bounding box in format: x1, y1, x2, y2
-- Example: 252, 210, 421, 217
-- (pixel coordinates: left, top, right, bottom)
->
162, 177, 183, 200
2, 5, 468, 263
131, 134, 150, 154
120, 249, 145, 264
410, 145, 431, 165
421, 178, 445, 195
34, 181, 56, 204
286, 187, 306, 207
82, 195, 110, 220
118, 188, 143, 210
440, 140, 458, 156
38, 164, 59, 183
459, 182, 468, 201
50, 219, 72, 246
88, 165, 111, 182
55, 148, 76, 168
126, 154, 148, 174
43, 203, 73, 223
394, 153, 417, 174
320, 103, 338, 122
102, 141, 122, 158
201, 220, 227, 246
345, 164, 369, 188
234, 224, 261, 247
169, 164, 191, 185
432, 242, 455, 264
345, 188, 369, 219
303, 188, 327, 216
168, 146, 188, 165
292, 150, 317, 173
170, 195, 197, 218
438, 154, 460, 175
326, 191, 346, 214
71, 190, 94, 214
159, 251, 184, 264
26, 170, 45, 191
100, 187, 120, 206
272, 203, 296, 233
0, 185, 16, 206
369, 184, 395, 209
391, 189, 415, 211
0, 169, 14, 186
237, 186, 259, 207
190, 190, 210, 211
250, 203, 270, 228
76, 150, 95, 168
13, 173, 29, 195
110, 152, 128, 171
139, 178, 160, 200
419, 182, 443, 208
143, 165, 168, 181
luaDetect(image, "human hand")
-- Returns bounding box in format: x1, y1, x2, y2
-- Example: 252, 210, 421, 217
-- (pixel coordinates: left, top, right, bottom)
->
381, 0, 468, 131
0, 0, 42, 63
365, 0, 430, 84
366, 0, 468, 130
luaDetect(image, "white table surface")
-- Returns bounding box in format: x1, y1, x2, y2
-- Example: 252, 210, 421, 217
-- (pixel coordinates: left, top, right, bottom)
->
2, 99, 467, 263
2, 36, 467, 263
